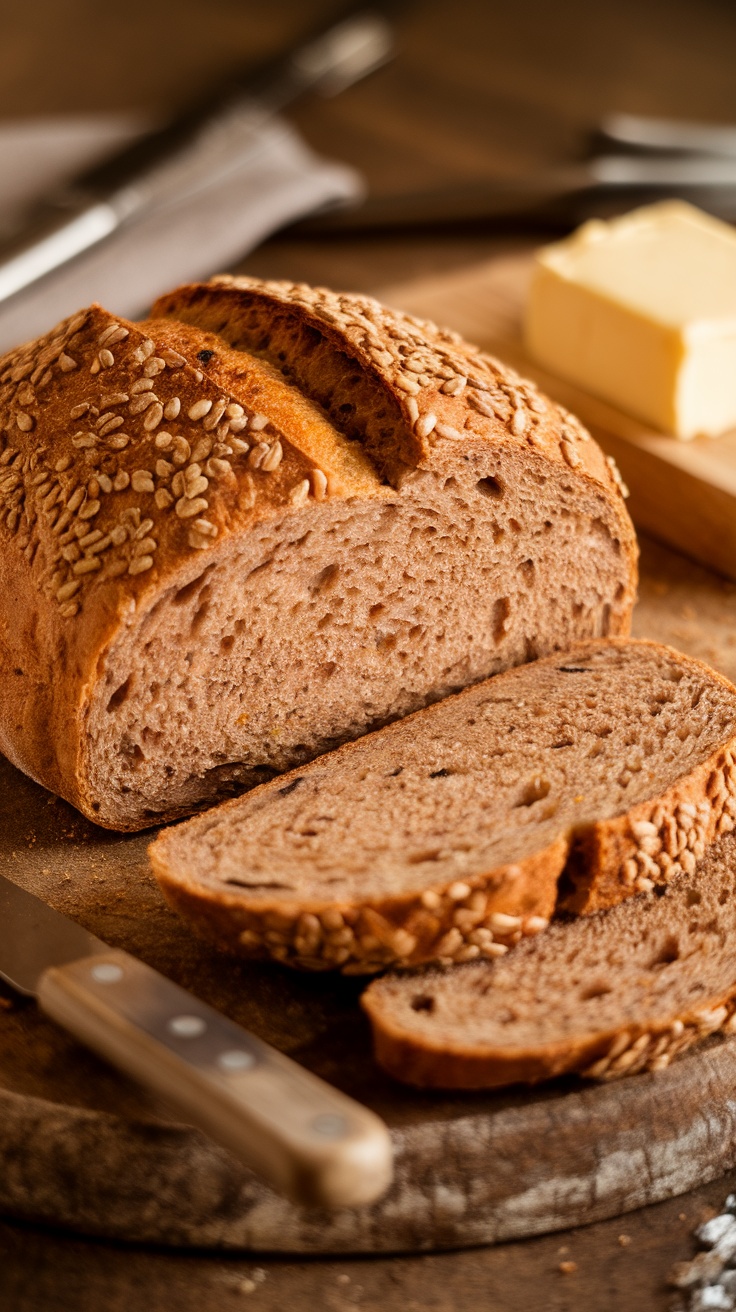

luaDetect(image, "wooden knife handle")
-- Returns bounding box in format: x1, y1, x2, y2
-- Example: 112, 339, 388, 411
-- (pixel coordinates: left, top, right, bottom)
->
37, 949, 392, 1209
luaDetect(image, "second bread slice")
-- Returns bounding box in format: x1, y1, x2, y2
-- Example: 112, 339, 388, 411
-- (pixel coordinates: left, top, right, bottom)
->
149, 639, 736, 972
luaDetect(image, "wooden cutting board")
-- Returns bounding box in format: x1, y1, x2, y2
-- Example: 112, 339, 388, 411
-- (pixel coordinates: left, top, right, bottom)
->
382, 253, 736, 582
5, 259, 736, 1255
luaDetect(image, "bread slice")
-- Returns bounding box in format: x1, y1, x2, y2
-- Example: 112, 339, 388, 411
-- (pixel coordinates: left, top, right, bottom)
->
149, 639, 736, 972
362, 832, 736, 1089
0, 279, 636, 830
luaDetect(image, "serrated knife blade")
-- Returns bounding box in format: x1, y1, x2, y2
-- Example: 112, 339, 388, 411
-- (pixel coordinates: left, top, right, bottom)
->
0, 873, 392, 1208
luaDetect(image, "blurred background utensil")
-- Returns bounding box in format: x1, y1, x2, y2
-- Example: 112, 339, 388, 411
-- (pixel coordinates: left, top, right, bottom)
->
0, 5, 393, 310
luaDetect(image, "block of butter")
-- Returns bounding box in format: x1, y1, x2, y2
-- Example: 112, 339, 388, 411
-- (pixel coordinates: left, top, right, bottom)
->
525, 201, 736, 439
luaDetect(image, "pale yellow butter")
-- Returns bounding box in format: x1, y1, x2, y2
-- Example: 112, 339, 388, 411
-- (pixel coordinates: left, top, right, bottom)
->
525, 201, 736, 439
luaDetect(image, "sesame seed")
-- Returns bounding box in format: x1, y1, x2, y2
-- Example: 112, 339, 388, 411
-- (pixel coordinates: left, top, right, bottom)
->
155, 432, 173, 449
98, 323, 128, 347
134, 536, 157, 555
226, 403, 244, 419
229, 437, 249, 454
70, 403, 89, 420
205, 457, 231, 479
190, 437, 213, 463
395, 375, 420, 395
250, 413, 269, 431
129, 393, 159, 414
72, 556, 101, 575
56, 579, 81, 601
290, 478, 310, 507
16, 413, 33, 432
175, 496, 208, 519
128, 555, 153, 575
172, 436, 191, 465
78, 498, 101, 520
161, 349, 185, 368
312, 468, 327, 499
188, 399, 212, 421
59, 601, 79, 618
441, 375, 467, 396
155, 488, 173, 509
248, 442, 269, 469
98, 349, 114, 368
130, 379, 154, 395
489, 912, 522, 933
414, 412, 437, 439
163, 398, 181, 421
469, 394, 496, 419
448, 881, 472, 901
420, 890, 441, 910
434, 422, 465, 440
58, 354, 77, 372
560, 439, 581, 469
192, 518, 218, 537
143, 358, 165, 377
143, 402, 164, 431
100, 392, 129, 407
107, 434, 130, 450
55, 456, 73, 473
155, 459, 173, 478
405, 396, 419, 424
228, 416, 248, 433
90, 359, 101, 375
99, 416, 124, 436
113, 471, 130, 491
184, 475, 208, 499
203, 399, 227, 431
131, 471, 154, 494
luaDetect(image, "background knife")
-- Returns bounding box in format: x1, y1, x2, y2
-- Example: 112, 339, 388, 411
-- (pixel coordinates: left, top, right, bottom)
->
0, 872, 392, 1209
0, 6, 394, 308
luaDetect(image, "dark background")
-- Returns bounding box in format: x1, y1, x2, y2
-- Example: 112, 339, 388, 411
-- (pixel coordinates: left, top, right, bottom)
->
3, 2, 736, 1309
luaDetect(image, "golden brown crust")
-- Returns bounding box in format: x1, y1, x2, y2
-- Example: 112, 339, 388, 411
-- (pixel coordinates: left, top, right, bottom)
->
362, 984, 736, 1090
149, 834, 567, 974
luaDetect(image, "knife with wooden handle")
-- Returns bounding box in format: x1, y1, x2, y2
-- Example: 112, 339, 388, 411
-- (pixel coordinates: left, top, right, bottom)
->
0, 872, 392, 1209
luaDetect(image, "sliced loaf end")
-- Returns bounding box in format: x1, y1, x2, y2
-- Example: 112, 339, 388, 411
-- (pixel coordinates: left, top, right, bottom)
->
362, 833, 736, 1089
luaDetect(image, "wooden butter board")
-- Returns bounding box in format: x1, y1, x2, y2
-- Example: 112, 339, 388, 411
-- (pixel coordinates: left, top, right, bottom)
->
5, 256, 736, 1253
382, 253, 736, 583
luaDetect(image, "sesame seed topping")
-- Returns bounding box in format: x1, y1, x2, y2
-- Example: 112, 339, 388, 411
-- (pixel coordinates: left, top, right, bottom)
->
250, 413, 269, 432
290, 478, 310, 507
143, 402, 164, 431
128, 555, 153, 575
72, 556, 101, 575
131, 471, 154, 494
78, 498, 100, 520
113, 471, 130, 491
155, 488, 173, 509
143, 358, 165, 377
414, 413, 437, 439
16, 413, 33, 432
175, 495, 208, 519
130, 379, 155, 395
56, 579, 81, 601
188, 399, 212, 421
98, 349, 114, 369
164, 397, 181, 420
58, 354, 77, 372
69, 403, 89, 420
312, 468, 327, 500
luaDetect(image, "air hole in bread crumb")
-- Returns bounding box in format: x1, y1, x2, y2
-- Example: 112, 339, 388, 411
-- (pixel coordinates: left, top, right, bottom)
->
411, 994, 436, 1013
686, 888, 702, 907
515, 776, 551, 807
492, 596, 510, 645
476, 475, 504, 499
107, 676, 132, 712
519, 559, 535, 584
580, 980, 612, 1000
648, 935, 680, 969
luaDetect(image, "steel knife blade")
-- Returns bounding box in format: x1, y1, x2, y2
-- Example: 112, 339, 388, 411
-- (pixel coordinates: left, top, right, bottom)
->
0, 873, 392, 1208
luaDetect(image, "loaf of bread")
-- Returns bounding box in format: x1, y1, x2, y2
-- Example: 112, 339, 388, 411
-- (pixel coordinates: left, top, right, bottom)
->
149, 640, 736, 971
362, 832, 736, 1089
0, 278, 635, 830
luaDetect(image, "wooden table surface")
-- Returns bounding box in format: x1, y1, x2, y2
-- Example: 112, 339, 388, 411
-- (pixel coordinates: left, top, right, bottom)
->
4, 1, 736, 1306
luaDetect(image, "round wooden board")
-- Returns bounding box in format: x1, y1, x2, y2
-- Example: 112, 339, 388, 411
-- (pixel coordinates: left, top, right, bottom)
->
5, 535, 736, 1255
